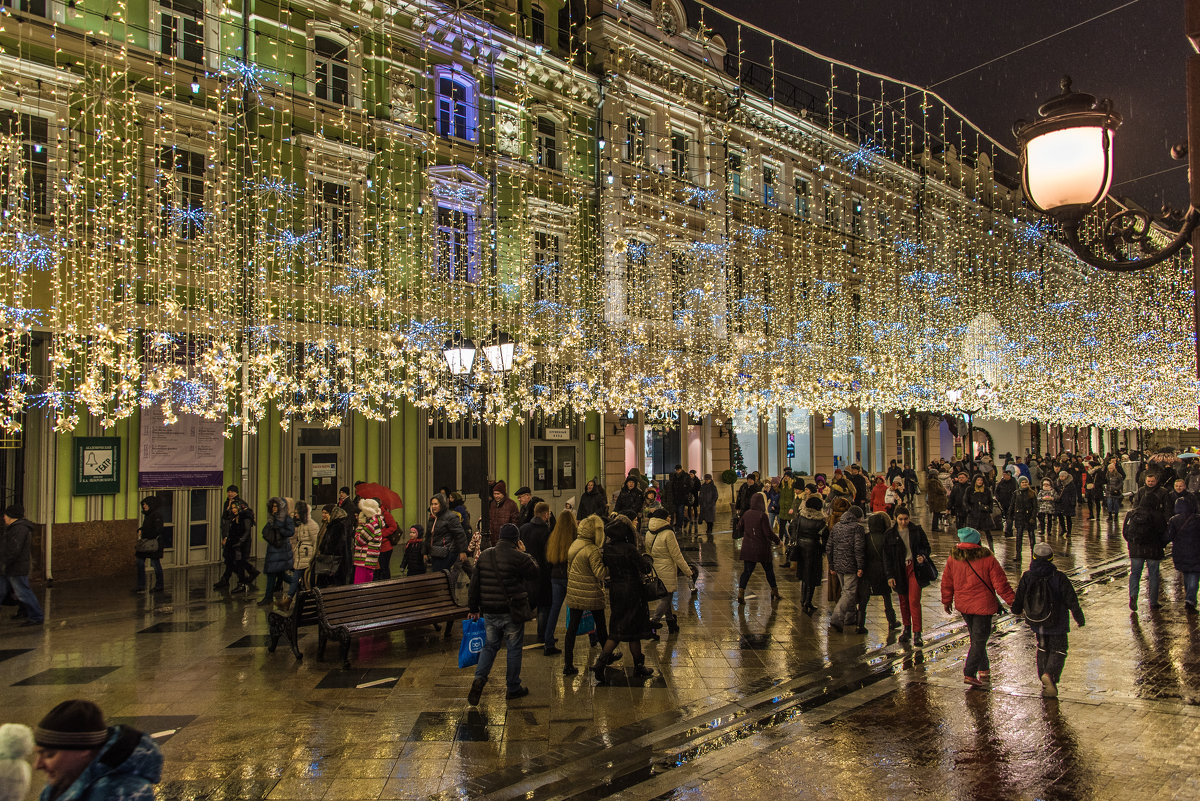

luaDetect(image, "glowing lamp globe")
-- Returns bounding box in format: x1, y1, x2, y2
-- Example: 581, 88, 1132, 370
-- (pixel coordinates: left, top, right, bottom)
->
483, 330, 515, 373
1014, 77, 1122, 226
442, 335, 476, 376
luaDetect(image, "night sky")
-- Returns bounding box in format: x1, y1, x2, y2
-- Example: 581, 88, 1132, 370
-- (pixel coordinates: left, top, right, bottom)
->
698, 0, 1187, 213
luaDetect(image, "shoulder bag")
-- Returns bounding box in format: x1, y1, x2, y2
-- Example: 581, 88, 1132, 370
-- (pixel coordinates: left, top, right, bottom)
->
965, 558, 1006, 614
913, 554, 939, 587
640, 552, 669, 602
135, 537, 159, 555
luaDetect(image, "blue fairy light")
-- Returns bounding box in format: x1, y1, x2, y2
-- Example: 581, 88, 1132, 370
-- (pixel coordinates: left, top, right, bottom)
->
893, 238, 927, 263
1, 232, 57, 273
840, 138, 885, 171
1016, 218, 1054, 246
682, 186, 720, 205
249, 178, 304, 200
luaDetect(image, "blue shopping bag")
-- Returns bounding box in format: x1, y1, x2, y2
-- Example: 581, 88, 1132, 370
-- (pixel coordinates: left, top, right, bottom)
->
568, 607, 595, 636
459, 617, 486, 669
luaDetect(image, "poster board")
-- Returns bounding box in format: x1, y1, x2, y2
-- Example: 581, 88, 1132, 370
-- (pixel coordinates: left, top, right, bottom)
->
73, 437, 121, 496
139, 406, 225, 488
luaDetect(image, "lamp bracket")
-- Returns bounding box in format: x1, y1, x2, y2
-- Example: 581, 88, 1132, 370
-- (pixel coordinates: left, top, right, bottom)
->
1062, 206, 1200, 272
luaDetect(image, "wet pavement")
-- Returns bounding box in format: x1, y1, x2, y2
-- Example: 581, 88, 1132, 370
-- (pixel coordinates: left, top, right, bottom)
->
1, 504, 1197, 800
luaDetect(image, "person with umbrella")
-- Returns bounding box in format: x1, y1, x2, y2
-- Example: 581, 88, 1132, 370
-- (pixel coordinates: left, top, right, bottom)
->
353, 482, 403, 580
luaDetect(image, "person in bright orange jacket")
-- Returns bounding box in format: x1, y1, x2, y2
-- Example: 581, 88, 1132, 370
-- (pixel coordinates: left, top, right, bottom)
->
941, 527, 1015, 688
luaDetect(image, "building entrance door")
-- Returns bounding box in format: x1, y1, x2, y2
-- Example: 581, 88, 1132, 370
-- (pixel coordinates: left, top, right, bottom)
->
294, 426, 344, 508
902, 432, 918, 469
429, 443, 483, 524
532, 444, 577, 515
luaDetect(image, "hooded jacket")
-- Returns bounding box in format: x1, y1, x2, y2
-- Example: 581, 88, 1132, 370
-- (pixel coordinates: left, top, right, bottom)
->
826, 506, 865, 575
0, 516, 34, 577
1167, 498, 1200, 573
292, 510, 319, 571
487, 480, 521, 546
862, 512, 893, 594
736, 493, 778, 563
317, 506, 349, 556
38, 725, 161, 801
615, 478, 644, 518
221, 495, 254, 550
577, 481, 608, 520
137, 497, 166, 559
426, 493, 470, 561
261, 497, 294, 574
1011, 557, 1084, 635
645, 516, 692, 593
520, 514, 553, 606
940, 543, 1015, 615
925, 477, 948, 514
566, 514, 608, 609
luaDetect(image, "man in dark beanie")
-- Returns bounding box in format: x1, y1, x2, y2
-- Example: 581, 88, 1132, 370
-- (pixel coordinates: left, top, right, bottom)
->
2, 503, 42, 625
33, 699, 161, 800
467, 523, 539, 705
215, 486, 257, 592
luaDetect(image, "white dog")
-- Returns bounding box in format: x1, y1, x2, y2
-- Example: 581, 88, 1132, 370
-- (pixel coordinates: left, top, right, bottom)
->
0, 723, 33, 801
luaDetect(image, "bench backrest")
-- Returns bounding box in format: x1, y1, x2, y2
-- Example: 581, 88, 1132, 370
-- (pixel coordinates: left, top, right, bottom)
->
314, 571, 459, 627
294, 590, 321, 625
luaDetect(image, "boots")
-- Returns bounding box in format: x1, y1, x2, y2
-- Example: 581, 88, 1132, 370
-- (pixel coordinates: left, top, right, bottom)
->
631, 655, 654, 679
770, 588, 782, 604
737, 588, 745, 604
666, 616, 680, 634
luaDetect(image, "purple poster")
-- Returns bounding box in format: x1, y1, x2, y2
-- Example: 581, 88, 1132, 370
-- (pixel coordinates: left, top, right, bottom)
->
139, 406, 226, 488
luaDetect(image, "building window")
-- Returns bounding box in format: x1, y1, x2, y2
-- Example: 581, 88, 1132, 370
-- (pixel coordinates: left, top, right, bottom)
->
728, 151, 743, 196
762, 163, 778, 207
159, 146, 204, 240
533, 230, 560, 302
557, 5, 571, 50
624, 115, 646, 163
851, 196, 865, 237
437, 72, 476, 142
436, 205, 475, 283
314, 36, 350, 106
0, 0, 47, 16
0, 112, 50, 218
530, 4, 546, 44
315, 180, 349, 265
535, 116, 558, 171
794, 174, 810, 220
159, 0, 204, 64
823, 186, 841, 229
671, 131, 690, 181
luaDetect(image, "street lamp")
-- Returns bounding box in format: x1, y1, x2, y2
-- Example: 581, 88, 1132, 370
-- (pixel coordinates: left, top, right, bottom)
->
947, 383, 996, 467
442, 333, 477, 376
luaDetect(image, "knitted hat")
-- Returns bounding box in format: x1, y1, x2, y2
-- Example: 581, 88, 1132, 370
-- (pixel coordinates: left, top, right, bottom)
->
1018, 476, 1030, 486
358, 498, 381, 519
957, 527, 982, 545
804, 496, 823, 511
499, 523, 521, 541
650, 508, 670, 520
1033, 542, 1054, 559
3, 504, 22, 520
34, 700, 108, 750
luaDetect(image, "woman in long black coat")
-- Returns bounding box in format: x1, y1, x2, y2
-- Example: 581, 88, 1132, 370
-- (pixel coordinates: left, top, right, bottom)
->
788, 495, 827, 616
964, 475, 996, 550
592, 514, 654, 684
699, 475, 719, 535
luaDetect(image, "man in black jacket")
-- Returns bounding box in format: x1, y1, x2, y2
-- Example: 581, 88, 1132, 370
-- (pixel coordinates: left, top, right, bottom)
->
847, 464, 868, 507
1011, 542, 1085, 697
520, 503, 559, 655
2, 504, 43, 625
667, 465, 690, 528
468, 523, 539, 704
215, 485, 258, 592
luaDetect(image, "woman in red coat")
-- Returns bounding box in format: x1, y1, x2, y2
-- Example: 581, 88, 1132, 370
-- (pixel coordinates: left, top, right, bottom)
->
736, 493, 781, 604
941, 527, 1015, 687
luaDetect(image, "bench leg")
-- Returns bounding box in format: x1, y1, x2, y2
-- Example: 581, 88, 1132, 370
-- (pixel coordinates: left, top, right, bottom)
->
267, 614, 282, 654
286, 618, 303, 661
317, 629, 328, 661
444, 620, 454, 640
340, 636, 352, 670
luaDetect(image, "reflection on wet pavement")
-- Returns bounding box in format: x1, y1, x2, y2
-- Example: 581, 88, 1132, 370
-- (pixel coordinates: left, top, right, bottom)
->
1, 506, 1198, 800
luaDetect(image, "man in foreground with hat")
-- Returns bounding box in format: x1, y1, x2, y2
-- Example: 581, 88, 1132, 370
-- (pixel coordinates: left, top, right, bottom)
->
32, 699, 161, 799
1011, 543, 1085, 697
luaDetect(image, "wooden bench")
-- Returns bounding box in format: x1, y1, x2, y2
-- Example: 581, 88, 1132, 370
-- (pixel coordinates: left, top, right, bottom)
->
313, 570, 467, 668
267, 590, 320, 660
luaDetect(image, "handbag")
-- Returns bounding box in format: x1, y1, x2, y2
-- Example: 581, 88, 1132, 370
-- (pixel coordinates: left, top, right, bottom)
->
965, 558, 1007, 614
458, 617, 487, 669
913, 555, 939, 587
567, 606, 596, 635
313, 554, 342, 577
135, 537, 159, 555
826, 571, 842, 604
639, 553, 669, 602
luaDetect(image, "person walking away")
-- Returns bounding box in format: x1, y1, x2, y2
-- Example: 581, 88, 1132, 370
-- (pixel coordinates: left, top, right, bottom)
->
860, 511, 899, 634
426, 493, 470, 573
964, 475, 996, 551
258, 497, 294, 606
789, 496, 828, 616
1009, 477, 1039, 564
400, 525, 426, 576
870, 477, 888, 513
351, 498, 383, 585
1011, 542, 1084, 697
1037, 479, 1059, 539
902, 466, 920, 505
941, 527, 1015, 687
668, 465, 690, 529
487, 481, 521, 548
689, 470, 703, 530
926, 473, 948, 532
699, 474, 718, 536
133, 497, 166, 594
543, 510, 575, 657
884, 507, 932, 646
467, 524, 539, 704
1104, 461, 1125, 522
32, 699, 161, 800
592, 514, 655, 684
1, 505, 42, 626
283, 500, 317, 609
577, 480, 608, 521
1055, 471, 1078, 537
994, 470, 1016, 541
735, 494, 781, 604
563, 514, 611, 675
376, 504, 399, 581
948, 473, 971, 531
215, 485, 258, 592
645, 509, 697, 637
826, 505, 866, 634
520, 502, 556, 652
1124, 492, 1168, 611
1166, 497, 1200, 613
778, 475, 796, 565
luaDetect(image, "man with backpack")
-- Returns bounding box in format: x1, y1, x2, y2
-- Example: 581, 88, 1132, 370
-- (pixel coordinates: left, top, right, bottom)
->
1011, 542, 1085, 697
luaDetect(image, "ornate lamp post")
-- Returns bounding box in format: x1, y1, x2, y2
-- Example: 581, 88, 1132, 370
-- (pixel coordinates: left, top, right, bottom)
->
947, 382, 997, 467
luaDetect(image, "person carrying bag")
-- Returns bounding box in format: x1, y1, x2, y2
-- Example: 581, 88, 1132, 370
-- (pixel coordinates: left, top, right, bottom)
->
941, 527, 1015, 688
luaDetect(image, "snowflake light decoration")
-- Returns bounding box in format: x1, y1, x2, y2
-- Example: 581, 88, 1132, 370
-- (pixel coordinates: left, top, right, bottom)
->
840, 138, 885, 171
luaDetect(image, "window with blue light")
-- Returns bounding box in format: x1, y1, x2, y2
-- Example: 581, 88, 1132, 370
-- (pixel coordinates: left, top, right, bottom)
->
436, 204, 476, 283
851, 196, 865, 237
762, 163, 778, 207
436, 70, 477, 142
728, 151, 743, 196
159, 146, 205, 240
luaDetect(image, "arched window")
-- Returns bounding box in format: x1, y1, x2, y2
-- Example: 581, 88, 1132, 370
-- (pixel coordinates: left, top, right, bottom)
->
314, 36, 350, 106
436, 68, 478, 142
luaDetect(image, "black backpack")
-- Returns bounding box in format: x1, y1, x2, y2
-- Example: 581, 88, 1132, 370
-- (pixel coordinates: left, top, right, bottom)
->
1023, 573, 1056, 625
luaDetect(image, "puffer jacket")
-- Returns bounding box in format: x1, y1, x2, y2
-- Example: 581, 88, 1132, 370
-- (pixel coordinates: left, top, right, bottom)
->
736, 493, 778, 562
468, 539, 539, 614
261, 497, 294, 574
645, 517, 692, 593
1104, 469, 1125, 496
940, 543, 1014, 615
1167, 501, 1200, 573
38, 725, 162, 801
1009, 487, 1038, 522
826, 507, 865, 575
292, 515, 319, 570
425, 493, 470, 560
1124, 501, 1167, 560
925, 477, 948, 514
566, 514, 607, 610
1011, 557, 1084, 635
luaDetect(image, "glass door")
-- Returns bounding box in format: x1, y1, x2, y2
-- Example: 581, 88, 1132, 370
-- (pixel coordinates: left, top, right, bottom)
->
430, 444, 482, 524
532, 444, 577, 515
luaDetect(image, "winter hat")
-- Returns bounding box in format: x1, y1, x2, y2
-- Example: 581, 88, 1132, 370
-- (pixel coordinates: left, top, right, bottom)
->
1059, 471, 1070, 480
499, 523, 521, 542
957, 527, 982, 545
0, 723, 33, 801
650, 508, 670, 520
804, 496, 824, 511
840, 505, 863, 522
492, 480, 508, 496
3, 505, 21, 520
1018, 476, 1030, 486
226, 484, 239, 493
1033, 542, 1054, 559
408, 524, 424, 539
515, 486, 532, 497
358, 498, 381, 519
34, 700, 108, 750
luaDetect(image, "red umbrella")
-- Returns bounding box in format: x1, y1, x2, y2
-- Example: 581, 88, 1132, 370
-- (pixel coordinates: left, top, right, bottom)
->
355, 482, 403, 511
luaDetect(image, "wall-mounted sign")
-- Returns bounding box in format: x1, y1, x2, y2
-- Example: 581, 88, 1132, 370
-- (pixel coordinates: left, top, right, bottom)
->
74, 437, 121, 496
543, 428, 570, 441
311, 462, 337, 478
139, 406, 225, 488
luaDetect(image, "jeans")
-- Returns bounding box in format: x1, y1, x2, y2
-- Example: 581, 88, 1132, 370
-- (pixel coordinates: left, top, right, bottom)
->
676, 504, 689, 526
136, 556, 163, 590
564, 606, 608, 667
962, 613, 993, 676
1105, 494, 1121, 516
1183, 572, 1200, 607
474, 613, 524, 692
1035, 631, 1069, 683
832, 572, 859, 627
537, 578, 567, 648
287, 566, 305, 597
897, 561, 923, 632
739, 560, 777, 591
7, 575, 43, 623
1129, 558, 1161, 605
